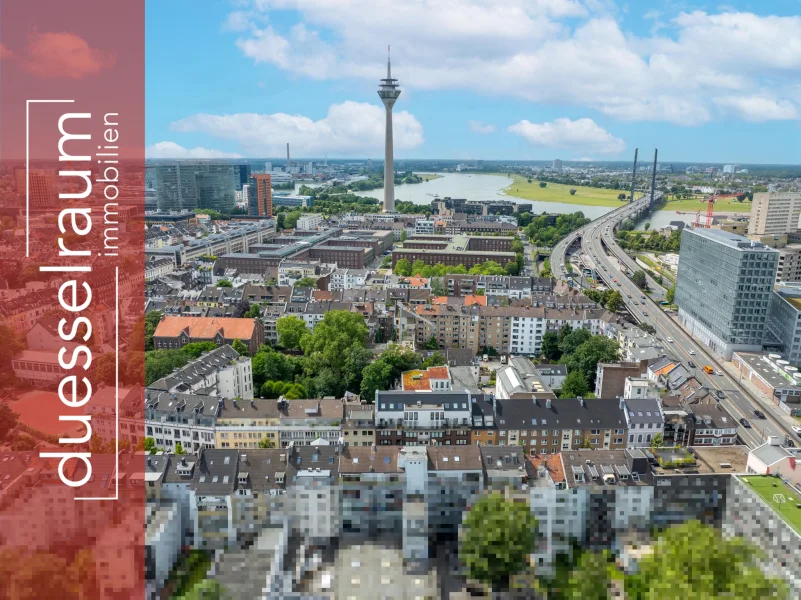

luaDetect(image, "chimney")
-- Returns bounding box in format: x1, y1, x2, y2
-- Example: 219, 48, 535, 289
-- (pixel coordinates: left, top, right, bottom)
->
546, 399, 552, 409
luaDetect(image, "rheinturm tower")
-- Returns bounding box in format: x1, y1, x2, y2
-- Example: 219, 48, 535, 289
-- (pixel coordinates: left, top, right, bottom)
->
378, 47, 400, 212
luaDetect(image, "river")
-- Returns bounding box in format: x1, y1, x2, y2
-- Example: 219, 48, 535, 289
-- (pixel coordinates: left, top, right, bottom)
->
344, 173, 615, 219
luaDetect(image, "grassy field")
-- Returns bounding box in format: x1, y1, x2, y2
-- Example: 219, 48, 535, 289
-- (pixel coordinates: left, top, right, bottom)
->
415, 173, 443, 181
501, 175, 637, 207
741, 476, 801, 536
655, 196, 751, 214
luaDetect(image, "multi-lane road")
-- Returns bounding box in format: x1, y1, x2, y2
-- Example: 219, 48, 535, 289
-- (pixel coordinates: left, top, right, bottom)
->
551, 194, 798, 449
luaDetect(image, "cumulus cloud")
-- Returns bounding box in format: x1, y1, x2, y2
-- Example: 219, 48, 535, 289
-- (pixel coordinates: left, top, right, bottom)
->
169, 101, 424, 157
508, 117, 625, 155
23, 32, 114, 79
226, 2, 801, 125
713, 96, 798, 122
468, 120, 496, 134
146, 142, 243, 159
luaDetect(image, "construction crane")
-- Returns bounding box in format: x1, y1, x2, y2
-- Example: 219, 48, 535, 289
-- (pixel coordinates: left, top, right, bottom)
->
705, 194, 717, 228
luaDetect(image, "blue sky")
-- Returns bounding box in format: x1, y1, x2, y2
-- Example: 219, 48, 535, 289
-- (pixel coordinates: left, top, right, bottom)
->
146, 0, 801, 164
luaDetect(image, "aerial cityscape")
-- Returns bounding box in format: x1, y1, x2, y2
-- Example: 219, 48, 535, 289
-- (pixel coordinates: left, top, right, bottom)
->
3, 0, 801, 599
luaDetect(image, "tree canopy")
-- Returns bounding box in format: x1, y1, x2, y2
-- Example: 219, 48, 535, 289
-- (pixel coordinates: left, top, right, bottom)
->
524, 212, 591, 248
276, 315, 308, 350
460, 493, 538, 591
559, 370, 590, 398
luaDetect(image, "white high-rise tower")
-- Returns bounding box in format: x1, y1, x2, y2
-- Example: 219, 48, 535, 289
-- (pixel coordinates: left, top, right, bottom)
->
378, 46, 400, 212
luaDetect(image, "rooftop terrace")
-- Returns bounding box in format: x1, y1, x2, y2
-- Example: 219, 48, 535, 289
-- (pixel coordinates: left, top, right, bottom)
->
740, 475, 801, 537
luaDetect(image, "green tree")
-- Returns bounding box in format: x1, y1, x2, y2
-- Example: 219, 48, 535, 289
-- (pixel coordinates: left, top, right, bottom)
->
461, 493, 538, 591
559, 328, 592, 356
244, 303, 262, 319
539, 181, 547, 188
284, 210, 302, 229
360, 358, 393, 401
605, 290, 623, 312
625, 520, 788, 600
666, 285, 675, 304
300, 311, 368, 386
276, 316, 309, 350
231, 338, 249, 356
294, 277, 318, 288
181, 341, 218, 359
0, 403, 19, 443
144, 437, 156, 454
562, 336, 619, 387
566, 551, 615, 600
276, 213, 286, 230
144, 311, 163, 351
393, 258, 412, 276
631, 270, 647, 289
569, 188, 576, 195
180, 578, 228, 600
175, 441, 187, 455
423, 352, 446, 368
560, 370, 590, 398
644, 222, 651, 231
639, 322, 656, 335
258, 437, 275, 449
650, 433, 664, 449
424, 335, 439, 350
145, 349, 191, 385
541, 331, 562, 361
400, 230, 407, 242
341, 345, 374, 394
216, 279, 233, 288
430, 277, 446, 297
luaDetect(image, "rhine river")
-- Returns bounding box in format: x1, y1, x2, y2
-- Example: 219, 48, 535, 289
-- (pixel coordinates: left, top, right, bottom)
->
294, 172, 683, 223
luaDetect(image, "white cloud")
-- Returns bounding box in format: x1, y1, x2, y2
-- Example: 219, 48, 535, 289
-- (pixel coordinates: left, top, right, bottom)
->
713, 96, 798, 122
468, 120, 496, 134
146, 142, 243, 159
227, 2, 801, 125
508, 117, 625, 155
169, 101, 424, 156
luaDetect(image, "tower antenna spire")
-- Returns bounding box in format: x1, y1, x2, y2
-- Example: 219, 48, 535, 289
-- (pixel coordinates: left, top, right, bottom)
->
387, 45, 391, 79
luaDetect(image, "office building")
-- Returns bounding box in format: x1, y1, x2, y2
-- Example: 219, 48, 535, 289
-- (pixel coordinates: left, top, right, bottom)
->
15, 168, 56, 208
196, 164, 237, 212
249, 173, 273, 217
378, 49, 400, 212
235, 163, 251, 190
722, 164, 738, 174
552, 159, 563, 172
392, 234, 517, 269
297, 214, 324, 231
767, 285, 801, 366
675, 227, 778, 359
748, 192, 801, 236
154, 163, 199, 211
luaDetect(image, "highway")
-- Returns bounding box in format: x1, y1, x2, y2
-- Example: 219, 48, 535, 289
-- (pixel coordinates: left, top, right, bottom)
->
551, 194, 797, 449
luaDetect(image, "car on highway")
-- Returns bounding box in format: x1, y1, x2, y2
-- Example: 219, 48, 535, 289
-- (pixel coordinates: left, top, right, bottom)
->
641, 295, 646, 300
716, 370, 723, 376
688, 360, 696, 368
716, 390, 725, 400
642, 311, 648, 316
786, 438, 796, 448
753, 409, 766, 420
667, 337, 674, 343
703, 366, 714, 374
739, 418, 752, 429
792, 425, 801, 437
689, 350, 696, 355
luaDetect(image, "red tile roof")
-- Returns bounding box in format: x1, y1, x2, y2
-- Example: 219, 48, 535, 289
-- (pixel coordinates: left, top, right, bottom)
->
153, 316, 258, 340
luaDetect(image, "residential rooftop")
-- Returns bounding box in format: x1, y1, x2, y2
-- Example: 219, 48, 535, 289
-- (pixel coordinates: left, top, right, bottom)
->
739, 475, 801, 537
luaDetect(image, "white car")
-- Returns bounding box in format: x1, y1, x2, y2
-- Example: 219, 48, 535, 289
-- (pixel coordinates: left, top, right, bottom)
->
667, 337, 674, 343
792, 426, 801, 436
689, 350, 696, 355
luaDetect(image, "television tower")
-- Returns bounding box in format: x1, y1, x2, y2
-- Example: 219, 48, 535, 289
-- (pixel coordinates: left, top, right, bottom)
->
378, 45, 400, 212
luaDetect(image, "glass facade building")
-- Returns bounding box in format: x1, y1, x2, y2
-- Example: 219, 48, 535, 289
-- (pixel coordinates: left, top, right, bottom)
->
154, 162, 236, 212
675, 227, 778, 359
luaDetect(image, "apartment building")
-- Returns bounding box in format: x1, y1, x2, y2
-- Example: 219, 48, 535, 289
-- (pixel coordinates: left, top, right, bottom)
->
374, 390, 477, 446
490, 397, 628, 452
400, 301, 607, 355
297, 214, 324, 231
748, 191, 801, 235
153, 315, 265, 355
622, 398, 665, 448
688, 403, 739, 446
495, 356, 556, 400
147, 344, 255, 400
145, 391, 219, 452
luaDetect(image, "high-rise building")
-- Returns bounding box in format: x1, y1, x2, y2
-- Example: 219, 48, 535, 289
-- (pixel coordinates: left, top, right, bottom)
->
15, 168, 56, 208
196, 164, 237, 212
748, 192, 801, 236
235, 164, 252, 191
378, 48, 401, 212
249, 173, 272, 217
154, 163, 199, 212
766, 284, 801, 366
552, 159, 563, 172
675, 227, 778, 359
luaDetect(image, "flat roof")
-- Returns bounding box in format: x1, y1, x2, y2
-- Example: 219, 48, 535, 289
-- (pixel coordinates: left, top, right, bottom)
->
740, 475, 801, 537
734, 352, 801, 391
